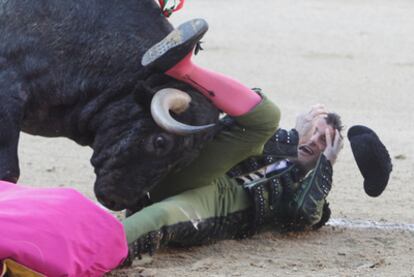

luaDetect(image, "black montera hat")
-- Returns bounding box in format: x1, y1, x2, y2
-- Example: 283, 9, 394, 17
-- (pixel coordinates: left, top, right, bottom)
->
347, 125, 393, 197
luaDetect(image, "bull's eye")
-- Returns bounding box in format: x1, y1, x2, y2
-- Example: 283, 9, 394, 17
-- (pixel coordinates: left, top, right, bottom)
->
154, 135, 166, 149
144, 134, 173, 155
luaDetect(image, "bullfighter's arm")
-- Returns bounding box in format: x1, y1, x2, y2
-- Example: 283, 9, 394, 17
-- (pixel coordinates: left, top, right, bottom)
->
231, 152, 333, 234
284, 154, 333, 228
250, 154, 333, 230
227, 128, 299, 178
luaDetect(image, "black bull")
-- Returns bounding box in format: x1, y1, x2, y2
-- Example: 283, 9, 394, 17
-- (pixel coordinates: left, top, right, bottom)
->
0, 0, 220, 210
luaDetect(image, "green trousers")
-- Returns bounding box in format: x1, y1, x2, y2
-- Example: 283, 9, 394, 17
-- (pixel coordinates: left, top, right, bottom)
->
123, 96, 280, 244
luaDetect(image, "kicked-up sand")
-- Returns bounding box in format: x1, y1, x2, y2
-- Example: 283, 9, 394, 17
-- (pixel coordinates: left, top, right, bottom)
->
18, 0, 414, 276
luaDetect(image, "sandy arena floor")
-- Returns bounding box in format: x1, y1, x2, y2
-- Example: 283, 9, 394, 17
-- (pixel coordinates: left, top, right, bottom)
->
18, 0, 414, 276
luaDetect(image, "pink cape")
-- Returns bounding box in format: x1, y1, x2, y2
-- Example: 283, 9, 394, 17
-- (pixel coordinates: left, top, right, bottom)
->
0, 181, 128, 276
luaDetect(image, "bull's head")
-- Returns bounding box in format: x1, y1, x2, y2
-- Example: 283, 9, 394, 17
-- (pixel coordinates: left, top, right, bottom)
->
91, 76, 220, 211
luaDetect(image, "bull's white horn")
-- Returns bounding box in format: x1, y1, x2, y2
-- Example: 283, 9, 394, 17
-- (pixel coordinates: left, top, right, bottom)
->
151, 88, 216, 135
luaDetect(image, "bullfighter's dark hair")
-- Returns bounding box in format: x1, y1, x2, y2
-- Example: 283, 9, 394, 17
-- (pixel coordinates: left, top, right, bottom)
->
326, 112, 343, 135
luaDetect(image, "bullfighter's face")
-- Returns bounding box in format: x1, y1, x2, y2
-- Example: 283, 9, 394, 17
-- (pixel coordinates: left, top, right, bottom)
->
297, 117, 335, 171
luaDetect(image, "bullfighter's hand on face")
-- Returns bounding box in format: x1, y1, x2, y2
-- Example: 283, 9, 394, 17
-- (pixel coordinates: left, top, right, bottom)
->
295, 104, 328, 140
323, 129, 343, 165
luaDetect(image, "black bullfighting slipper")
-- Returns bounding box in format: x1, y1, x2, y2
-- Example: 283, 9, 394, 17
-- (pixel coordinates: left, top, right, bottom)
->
347, 125, 393, 197
141, 18, 208, 71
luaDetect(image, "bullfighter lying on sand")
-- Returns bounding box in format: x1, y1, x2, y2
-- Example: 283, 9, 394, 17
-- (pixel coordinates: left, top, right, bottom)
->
0, 19, 391, 276
122, 18, 343, 264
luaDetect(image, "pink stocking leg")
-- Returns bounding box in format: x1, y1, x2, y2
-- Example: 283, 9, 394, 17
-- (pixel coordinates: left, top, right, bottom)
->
166, 53, 261, 116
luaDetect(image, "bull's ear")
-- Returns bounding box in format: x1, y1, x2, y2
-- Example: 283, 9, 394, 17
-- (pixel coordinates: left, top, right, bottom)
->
133, 74, 176, 110
133, 81, 152, 110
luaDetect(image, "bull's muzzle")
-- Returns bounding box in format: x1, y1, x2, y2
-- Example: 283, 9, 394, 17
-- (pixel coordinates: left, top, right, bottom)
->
151, 88, 216, 135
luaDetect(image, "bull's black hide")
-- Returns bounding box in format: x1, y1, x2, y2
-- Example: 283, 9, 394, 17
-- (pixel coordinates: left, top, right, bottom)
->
0, 0, 219, 210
